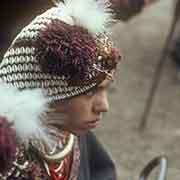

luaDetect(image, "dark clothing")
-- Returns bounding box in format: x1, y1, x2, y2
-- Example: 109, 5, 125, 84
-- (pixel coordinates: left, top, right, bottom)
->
1, 131, 117, 180
170, 6, 180, 68
110, 0, 146, 20
78, 132, 117, 180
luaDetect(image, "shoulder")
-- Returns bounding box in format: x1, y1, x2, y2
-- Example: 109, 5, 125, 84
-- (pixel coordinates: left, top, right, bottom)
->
0, 144, 49, 180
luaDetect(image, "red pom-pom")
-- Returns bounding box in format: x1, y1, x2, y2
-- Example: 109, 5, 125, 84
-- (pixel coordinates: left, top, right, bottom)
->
35, 20, 98, 83
0, 116, 17, 173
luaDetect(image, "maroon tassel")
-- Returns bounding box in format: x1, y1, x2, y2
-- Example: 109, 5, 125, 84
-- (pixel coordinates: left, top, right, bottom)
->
35, 20, 98, 83
0, 116, 17, 173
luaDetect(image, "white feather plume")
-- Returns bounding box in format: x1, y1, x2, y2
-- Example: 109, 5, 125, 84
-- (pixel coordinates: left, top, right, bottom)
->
0, 82, 49, 146
54, 0, 113, 34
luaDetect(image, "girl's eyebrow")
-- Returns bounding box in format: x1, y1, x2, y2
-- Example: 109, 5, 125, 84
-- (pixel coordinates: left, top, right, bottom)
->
98, 78, 114, 89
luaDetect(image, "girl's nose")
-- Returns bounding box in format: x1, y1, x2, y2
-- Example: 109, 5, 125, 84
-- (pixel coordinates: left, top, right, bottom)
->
93, 91, 109, 113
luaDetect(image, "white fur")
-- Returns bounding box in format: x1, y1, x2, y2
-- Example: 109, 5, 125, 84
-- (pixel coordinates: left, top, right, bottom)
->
54, 0, 113, 34
0, 82, 49, 146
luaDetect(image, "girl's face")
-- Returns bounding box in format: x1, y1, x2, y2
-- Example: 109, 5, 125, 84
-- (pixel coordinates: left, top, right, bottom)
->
47, 78, 113, 135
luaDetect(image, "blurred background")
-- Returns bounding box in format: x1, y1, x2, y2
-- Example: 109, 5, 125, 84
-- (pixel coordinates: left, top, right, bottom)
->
1, 0, 180, 179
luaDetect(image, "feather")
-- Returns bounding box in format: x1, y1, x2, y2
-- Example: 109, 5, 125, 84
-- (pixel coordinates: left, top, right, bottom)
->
0, 82, 49, 147
54, 0, 113, 34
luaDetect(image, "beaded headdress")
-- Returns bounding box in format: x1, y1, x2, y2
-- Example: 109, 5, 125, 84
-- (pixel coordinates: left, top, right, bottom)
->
0, 0, 120, 101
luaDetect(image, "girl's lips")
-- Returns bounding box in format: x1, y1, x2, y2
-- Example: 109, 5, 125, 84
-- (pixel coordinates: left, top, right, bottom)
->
85, 119, 100, 128
86, 119, 100, 124
78, 120, 100, 132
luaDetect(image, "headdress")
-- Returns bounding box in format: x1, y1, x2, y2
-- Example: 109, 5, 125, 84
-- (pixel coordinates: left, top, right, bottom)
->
0, 0, 121, 176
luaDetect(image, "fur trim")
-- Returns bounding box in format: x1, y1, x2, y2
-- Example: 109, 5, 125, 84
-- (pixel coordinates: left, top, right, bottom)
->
0, 82, 49, 146
54, 0, 113, 34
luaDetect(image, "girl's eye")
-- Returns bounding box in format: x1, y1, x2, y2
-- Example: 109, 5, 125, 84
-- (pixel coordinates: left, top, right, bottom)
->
86, 88, 98, 97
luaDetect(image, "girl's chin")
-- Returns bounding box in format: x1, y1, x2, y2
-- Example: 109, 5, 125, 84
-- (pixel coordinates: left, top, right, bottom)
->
71, 128, 93, 136
76, 126, 99, 135
67, 122, 100, 135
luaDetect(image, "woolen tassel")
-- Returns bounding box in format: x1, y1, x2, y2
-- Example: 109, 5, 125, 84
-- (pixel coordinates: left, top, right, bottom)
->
0, 116, 17, 173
